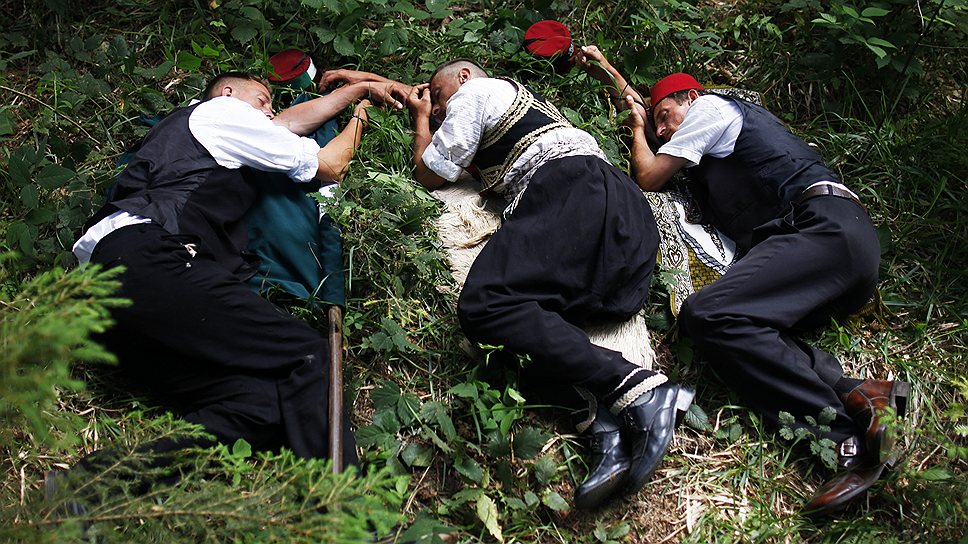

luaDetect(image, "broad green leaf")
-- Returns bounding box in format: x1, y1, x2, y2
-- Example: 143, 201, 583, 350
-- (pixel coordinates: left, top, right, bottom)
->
175, 51, 202, 72
917, 467, 951, 481
312, 26, 336, 43
864, 42, 888, 59
512, 427, 550, 460
0, 108, 15, 136
398, 391, 420, 425
231, 25, 258, 44
523, 490, 539, 508
454, 456, 484, 484
861, 7, 890, 18
231, 439, 252, 458
37, 163, 75, 190
6, 221, 29, 249
867, 37, 897, 49
26, 208, 57, 226
372, 380, 402, 410
20, 184, 39, 210
400, 442, 433, 467
683, 403, 710, 431
541, 490, 569, 512
420, 401, 457, 441
333, 34, 356, 57
475, 494, 504, 543
532, 455, 558, 485
448, 382, 479, 399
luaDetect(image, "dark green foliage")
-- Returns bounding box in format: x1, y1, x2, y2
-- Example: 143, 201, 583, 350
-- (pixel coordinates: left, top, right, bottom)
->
1, 0, 966, 541
0, 262, 126, 449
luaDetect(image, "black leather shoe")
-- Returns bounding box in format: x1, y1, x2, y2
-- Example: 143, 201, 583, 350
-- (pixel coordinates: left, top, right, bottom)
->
840, 379, 911, 466
575, 427, 631, 510
803, 462, 886, 516
619, 382, 695, 495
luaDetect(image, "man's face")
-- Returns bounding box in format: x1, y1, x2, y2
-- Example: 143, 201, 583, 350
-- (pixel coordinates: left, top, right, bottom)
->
652, 94, 693, 143
225, 79, 274, 119
429, 69, 464, 123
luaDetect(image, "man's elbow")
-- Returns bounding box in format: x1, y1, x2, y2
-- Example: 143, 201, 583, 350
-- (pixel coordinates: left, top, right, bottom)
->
415, 170, 446, 191
635, 172, 668, 192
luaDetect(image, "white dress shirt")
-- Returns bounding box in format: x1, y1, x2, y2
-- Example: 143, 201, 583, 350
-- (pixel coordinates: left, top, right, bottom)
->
421, 78, 606, 203
658, 94, 856, 198
73, 97, 322, 263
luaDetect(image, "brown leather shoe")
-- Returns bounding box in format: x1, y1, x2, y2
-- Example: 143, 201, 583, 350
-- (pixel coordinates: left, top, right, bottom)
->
841, 379, 911, 466
803, 462, 885, 516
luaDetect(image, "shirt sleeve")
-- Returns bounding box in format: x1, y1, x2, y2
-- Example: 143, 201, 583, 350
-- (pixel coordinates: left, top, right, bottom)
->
658, 95, 742, 167
421, 80, 491, 182
189, 97, 321, 183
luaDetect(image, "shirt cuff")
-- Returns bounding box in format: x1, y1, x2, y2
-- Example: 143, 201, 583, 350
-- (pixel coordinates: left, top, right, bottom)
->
422, 143, 463, 182
657, 144, 702, 168
288, 137, 322, 183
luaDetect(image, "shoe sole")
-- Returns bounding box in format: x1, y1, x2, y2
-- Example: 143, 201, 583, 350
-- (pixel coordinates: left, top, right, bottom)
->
623, 385, 695, 496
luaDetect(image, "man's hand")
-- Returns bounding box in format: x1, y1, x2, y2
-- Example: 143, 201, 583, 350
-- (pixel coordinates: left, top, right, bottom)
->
320, 69, 385, 88
352, 99, 371, 126
624, 95, 646, 131
574, 45, 613, 84
407, 83, 432, 121
363, 81, 407, 111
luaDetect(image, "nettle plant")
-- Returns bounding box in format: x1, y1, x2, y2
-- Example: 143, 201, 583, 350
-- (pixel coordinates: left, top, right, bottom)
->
357, 363, 576, 540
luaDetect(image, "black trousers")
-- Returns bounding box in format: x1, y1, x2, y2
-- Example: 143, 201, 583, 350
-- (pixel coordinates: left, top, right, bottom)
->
91, 223, 357, 464
458, 156, 661, 412
679, 196, 880, 442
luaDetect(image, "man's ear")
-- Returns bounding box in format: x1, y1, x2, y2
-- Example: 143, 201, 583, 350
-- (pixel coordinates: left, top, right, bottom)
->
220, 85, 233, 97
458, 67, 470, 84
687, 88, 700, 102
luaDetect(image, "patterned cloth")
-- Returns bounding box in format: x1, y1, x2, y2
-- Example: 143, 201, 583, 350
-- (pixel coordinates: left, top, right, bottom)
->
644, 87, 762, 316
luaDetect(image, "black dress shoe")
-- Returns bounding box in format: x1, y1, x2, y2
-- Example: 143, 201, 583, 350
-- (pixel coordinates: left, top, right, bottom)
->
840, 379, 911, 466
574, 428, 631, 510
619, 382, 695, 495
803, 462, 886, 516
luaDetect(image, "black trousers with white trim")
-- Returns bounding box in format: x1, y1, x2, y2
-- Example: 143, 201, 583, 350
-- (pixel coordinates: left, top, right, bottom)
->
457, 155, 662, 414
90, 223, 357, 464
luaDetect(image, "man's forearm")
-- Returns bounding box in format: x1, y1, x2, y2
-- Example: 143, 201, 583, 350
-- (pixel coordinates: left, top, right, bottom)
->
411, 117, 445, 190
630, 127, 676, 192
314, 115, 365, 182
274, 83, 367, 135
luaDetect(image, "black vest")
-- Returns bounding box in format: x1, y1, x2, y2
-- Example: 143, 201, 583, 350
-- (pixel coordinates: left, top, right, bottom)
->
471, 79, 572, 192
88, 102, 260, 277
687, 96, 838, 254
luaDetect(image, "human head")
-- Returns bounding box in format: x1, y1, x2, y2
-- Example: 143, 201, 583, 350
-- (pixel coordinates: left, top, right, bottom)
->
203, 72, 275, 119
649, 73, 704, 143
428, 59, 488, 123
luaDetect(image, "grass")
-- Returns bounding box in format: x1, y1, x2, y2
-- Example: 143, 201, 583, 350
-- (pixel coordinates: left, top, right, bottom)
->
2, 0, 967, 542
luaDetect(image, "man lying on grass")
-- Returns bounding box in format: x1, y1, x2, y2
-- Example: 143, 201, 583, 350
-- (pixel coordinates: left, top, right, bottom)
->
576, 44, 911, 516
399, 58, 695, 511
64, 70, 408, 495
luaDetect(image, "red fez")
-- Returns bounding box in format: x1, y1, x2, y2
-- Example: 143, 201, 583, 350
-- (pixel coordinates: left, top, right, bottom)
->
524, 20, 575, 60
650, 73, 704, 107
268, 49, 317, 88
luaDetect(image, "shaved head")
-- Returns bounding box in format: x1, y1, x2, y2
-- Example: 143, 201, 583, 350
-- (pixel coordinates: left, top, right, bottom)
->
430, 59, 488, 85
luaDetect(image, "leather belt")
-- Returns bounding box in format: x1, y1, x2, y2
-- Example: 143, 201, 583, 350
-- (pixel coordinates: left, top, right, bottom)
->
796, 183, 865, 211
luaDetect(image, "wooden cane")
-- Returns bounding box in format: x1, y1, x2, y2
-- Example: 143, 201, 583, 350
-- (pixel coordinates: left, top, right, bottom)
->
327, 304, 344, 473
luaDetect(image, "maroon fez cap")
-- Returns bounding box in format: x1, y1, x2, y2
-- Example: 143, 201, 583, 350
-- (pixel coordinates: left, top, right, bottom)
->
650, 73, 704, 107
524, 20, 575, 60
268, 49, 316, 87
